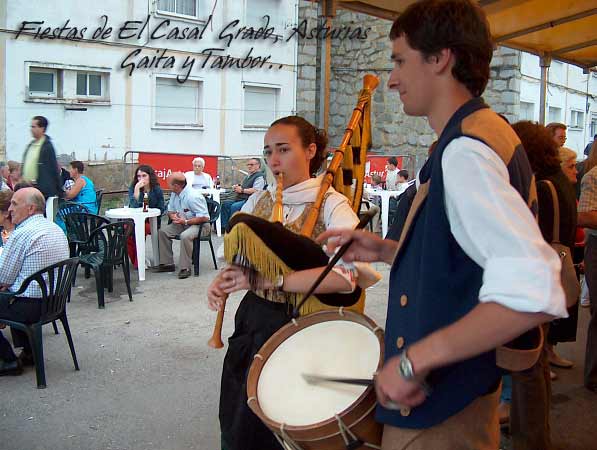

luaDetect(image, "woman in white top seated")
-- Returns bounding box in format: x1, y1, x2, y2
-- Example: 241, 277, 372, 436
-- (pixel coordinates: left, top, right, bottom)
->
184, 157, 213, 190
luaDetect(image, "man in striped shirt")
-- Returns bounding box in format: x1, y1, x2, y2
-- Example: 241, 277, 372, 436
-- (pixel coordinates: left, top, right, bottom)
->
0, 187, 69, 376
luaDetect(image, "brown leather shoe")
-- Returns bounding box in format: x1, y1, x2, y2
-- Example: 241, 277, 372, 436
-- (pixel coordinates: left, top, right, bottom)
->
155, 264, 175, 273
178, 269, 191, 279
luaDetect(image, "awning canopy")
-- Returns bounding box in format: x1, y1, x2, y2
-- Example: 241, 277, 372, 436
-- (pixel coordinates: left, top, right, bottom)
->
318, 1, 597, 70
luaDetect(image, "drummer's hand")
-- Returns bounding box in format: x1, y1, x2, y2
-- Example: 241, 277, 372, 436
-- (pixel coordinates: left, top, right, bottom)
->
207, 273, 227, 311
316, 229, 398, 265
219, 265, 250, 293
375, 356, 427, 409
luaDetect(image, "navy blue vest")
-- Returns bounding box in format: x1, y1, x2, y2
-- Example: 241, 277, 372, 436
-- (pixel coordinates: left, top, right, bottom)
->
376, 97, 536, 428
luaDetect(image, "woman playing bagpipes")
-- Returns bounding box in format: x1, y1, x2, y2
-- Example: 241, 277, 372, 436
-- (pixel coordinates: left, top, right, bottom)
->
207, 115, 380, 450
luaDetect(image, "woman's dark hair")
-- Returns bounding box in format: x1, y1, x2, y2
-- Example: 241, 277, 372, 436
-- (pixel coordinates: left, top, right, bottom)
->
131, 164, 159, 189
389, 0, 493, 97
512, 121, 561, 177
70, 160, 85, 173
0, 190, 13, 212
387, 157, 398, 167
269, 116, 328, 175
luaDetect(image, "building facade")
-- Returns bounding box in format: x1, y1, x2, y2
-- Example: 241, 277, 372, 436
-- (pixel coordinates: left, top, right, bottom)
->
0, 0, 300, 164
519, 52, 597, 157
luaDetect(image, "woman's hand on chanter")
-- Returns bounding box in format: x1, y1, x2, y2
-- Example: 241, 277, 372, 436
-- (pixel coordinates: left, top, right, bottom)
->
218, 265, 251, 294
207, 272, 227, 311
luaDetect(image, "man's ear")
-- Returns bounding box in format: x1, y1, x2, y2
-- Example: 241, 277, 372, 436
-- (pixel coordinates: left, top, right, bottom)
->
430, 48, 453, 75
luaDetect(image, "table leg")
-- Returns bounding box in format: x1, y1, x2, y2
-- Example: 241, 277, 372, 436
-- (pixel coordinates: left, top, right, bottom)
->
149, 217, 159, 268
134, 219, 146, 282
381, 194, 389, 238
213, 190, 222, 237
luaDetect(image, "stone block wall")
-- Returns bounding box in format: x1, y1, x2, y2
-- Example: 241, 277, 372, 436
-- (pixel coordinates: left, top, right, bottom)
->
296, 5, 522, 171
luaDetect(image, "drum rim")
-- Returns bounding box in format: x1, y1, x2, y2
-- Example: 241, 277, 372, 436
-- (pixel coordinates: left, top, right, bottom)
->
246, 309, 385, 439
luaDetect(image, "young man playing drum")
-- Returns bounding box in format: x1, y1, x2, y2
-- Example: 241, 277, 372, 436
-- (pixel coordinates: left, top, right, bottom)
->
319, 1, 567, 448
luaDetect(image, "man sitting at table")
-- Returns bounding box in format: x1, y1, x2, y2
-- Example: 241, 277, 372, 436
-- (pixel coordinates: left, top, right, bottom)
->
220, 158, 265, 229
157, 173, 210, 279
184, 157, 213, 190
0, 187, 69, 376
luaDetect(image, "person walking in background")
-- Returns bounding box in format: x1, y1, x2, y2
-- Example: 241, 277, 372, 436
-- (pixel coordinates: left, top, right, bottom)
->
64, 161, 97, 213
21, 116, 62, 199
0, 162, 10, 191
127, 165, 165, 269
184, 157, 213, 190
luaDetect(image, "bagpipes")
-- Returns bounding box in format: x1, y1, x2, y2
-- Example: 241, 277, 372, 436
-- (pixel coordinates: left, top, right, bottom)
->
208, 74, 380, 349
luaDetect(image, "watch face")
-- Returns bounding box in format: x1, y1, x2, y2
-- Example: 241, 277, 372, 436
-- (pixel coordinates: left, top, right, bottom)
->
399, 355, 413, 379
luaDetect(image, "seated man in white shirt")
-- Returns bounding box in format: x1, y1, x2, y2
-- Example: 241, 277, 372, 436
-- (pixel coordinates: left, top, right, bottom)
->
157, 173, 210, 279
184, 157, 213, 190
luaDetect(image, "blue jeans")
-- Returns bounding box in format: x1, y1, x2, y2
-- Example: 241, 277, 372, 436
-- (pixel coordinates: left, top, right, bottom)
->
501, 374, 512, 403
221, 200, 246, 230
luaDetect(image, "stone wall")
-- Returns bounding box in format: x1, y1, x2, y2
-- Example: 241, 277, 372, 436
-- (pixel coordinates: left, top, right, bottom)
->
296, 5, 522, 172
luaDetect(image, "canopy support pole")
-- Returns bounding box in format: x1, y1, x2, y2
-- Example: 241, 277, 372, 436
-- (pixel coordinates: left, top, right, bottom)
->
538, 55, 552, 125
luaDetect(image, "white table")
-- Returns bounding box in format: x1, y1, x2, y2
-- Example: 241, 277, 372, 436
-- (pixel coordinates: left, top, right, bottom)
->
365, 187, 406, 238
105, 207, 161, 281
195, 188, 226, 236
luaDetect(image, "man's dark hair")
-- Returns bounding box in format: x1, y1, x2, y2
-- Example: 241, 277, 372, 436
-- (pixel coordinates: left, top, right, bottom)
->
389, 0, 493, 97
33, 115, 49, 131
398, 169, 409, 180
387, 156, 398, 167
70, 160, 85, 173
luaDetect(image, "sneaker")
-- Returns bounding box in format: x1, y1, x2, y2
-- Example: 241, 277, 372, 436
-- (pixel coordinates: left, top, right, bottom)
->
0, 359, 23, 376
17, 351, 34, 367
581, 297, 591, 308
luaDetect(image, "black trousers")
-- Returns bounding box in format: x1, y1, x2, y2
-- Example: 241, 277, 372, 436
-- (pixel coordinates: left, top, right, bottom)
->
219, 292, 289, 450
0, 293, 41, 361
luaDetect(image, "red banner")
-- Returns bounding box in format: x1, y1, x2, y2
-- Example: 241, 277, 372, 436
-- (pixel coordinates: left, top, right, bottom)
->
138, 153, 218, 189
365, 156, 403, 183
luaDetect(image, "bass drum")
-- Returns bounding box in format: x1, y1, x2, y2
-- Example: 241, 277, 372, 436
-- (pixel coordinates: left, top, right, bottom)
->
246, 309, 384, 449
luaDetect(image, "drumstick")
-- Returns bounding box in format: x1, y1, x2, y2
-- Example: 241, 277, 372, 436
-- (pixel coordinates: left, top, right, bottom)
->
302, 373, 374, 386
207, 296, 226, 349
291, 208, 377, 318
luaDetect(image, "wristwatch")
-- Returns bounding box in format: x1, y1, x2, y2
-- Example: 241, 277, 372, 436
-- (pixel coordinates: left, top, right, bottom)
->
397, 350, 416, 382
184, 219, 188, 226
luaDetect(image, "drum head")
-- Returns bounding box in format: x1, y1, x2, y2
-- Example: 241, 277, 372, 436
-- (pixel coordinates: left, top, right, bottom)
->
257, 319, 380, 427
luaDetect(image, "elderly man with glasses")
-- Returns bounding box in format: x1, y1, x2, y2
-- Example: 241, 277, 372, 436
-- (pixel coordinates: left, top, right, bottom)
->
220, 158, 265, 230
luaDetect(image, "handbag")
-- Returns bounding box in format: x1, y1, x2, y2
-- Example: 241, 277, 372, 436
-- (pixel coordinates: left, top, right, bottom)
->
540, 180, 580, 308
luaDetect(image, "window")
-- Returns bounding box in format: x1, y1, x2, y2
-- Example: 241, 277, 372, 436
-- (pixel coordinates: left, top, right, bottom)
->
155, 77, 203, 127
29, 68, 57, 97
243, 84, 279, 128
548, 106, 562, 123
246, 0, 283, 29
157, 0, 197, 17
590, 115, 597, 137
519, 101, 534, 121
570, 110, 585, 129
76, 72, 102, 97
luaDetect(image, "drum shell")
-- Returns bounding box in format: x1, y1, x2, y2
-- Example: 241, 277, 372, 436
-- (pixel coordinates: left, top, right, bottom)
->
247, 310, 384, 449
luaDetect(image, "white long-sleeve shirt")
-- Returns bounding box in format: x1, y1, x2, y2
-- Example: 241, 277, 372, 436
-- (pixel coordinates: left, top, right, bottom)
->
437, 136, 567, 318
